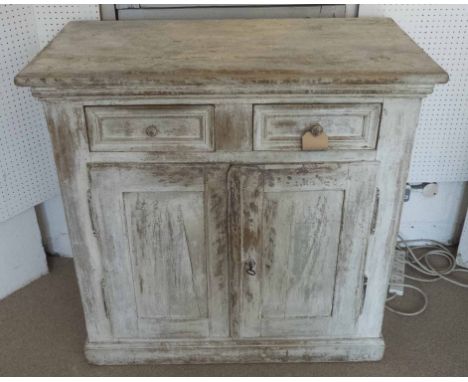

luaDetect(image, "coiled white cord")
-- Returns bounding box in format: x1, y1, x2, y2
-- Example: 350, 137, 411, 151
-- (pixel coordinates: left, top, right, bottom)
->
386, 235, 468, 316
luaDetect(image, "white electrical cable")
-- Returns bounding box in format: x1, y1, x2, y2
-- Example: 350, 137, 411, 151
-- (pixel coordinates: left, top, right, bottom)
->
386, 235, 468, 316
386, 283, 428, 317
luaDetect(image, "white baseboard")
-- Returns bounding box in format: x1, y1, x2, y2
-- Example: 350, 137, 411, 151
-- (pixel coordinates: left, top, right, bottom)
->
35, 195, 73, 257
399, 182, 468, 245
0, 208, 48, 299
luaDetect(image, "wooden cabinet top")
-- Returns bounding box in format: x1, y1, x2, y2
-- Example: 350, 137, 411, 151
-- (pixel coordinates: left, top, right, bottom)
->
16, 18, 448, 91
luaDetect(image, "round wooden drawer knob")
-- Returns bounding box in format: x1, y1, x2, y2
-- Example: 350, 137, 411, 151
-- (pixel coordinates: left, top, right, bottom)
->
145, 125, 159, 137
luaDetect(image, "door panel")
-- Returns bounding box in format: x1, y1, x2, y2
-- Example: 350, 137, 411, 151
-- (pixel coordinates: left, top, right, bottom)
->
262, 190, 343, 319
124, 191, 207, 320
229, 162, 378, 338
89, 164, 229, 339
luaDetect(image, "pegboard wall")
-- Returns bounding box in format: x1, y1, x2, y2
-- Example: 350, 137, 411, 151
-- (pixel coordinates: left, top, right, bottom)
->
360, 5, 468, 182
34, 5, 100, 48
0, 5, 56, 221
0, 5, 99, 222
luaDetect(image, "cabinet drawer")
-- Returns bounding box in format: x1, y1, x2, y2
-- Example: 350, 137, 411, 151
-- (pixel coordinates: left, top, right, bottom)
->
85, 105, 214, 152
253, 103, 381, 151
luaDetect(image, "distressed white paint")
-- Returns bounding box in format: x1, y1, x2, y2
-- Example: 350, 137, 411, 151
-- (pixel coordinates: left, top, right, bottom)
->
36, 97, 425, 362
30, 6, 467, 257
0, 208, 48, 300
15, 18, 445, 364
86, 104, 214, 152
1, 5, 465, 258
88, 164, 229, 340
253, 103, 381, 151
229, 163, 378, 339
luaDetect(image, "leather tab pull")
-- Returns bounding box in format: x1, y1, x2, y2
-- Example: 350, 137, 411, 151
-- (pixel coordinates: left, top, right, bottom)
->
302, 124, 328, 151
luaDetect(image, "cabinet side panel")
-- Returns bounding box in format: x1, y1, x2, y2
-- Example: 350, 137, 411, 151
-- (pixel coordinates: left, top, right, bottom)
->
357, 97, 422, 337
43, 101, 112, 341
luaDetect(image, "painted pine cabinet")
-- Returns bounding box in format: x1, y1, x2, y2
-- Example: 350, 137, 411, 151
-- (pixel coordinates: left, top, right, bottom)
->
16, 18, 447, 364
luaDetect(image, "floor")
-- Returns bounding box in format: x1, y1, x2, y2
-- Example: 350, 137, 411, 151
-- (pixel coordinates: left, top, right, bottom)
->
0, 256, 467, 376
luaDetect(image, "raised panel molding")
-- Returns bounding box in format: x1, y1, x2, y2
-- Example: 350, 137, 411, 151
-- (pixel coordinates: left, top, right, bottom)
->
124, 191, 207, 321
261, 190, 344, 319
228, 163, 379, 339
254, 103, 382, 151
85, 105, 215, 152
89, 164, 229, 339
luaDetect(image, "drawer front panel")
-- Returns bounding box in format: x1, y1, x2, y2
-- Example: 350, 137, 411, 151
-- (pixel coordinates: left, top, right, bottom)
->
86, 105, 214, 152
254, 103, 381, 151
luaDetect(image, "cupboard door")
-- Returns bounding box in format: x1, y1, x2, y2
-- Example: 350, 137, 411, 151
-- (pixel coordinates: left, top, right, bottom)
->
229, 162, 378, 338
89, 164, 229, 339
